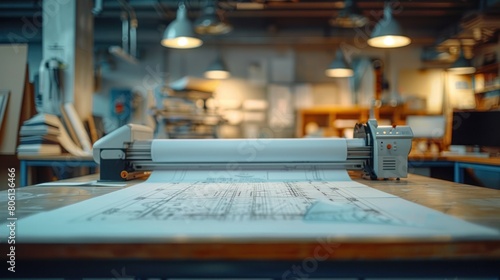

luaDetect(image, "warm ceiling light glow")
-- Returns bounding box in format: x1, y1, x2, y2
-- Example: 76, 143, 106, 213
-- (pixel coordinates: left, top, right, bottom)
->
368, 35, 411, 48
205, 55, 231, 79
447, 67, 476, 75
178, 37, 188, 46
161, 3, 203, 49
383, 36, 394, 46
448, 48, 476, 75
368, 5, 411, 48
205, 70, 230, 79
325, 68, 354, 78
161, 36, 202, 49
325, 49, 353, 78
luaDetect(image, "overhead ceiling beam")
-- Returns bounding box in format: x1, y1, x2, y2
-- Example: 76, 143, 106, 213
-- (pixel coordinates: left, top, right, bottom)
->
258, 2, 345, 9
356, 1, 478, 9
223, 9, 466, 18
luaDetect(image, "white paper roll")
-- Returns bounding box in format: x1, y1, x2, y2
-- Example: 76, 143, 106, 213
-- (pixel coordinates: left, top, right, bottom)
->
151, 138, 347, 163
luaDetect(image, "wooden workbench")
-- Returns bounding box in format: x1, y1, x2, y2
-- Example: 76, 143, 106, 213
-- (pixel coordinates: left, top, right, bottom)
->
409, 153, 500, 186
409, 153, 500, 166
1, 173, 500, 278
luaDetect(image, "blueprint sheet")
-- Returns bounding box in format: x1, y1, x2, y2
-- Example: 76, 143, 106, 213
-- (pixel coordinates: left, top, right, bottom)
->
9, 169, 500, 242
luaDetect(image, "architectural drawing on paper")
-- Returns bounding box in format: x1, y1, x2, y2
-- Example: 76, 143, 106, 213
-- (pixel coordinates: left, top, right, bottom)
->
75, 180, 406, 226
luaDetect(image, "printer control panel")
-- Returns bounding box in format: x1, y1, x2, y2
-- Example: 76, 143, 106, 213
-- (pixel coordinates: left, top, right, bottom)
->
369, 122, 413, 179
375, 125, 413, 153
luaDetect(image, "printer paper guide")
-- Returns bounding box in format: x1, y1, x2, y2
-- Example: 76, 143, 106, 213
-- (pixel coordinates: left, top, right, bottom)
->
11, 169, 499, 242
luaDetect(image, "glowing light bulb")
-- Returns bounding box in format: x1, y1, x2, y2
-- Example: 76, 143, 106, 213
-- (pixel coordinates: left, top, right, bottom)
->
383, 36, 395, 46
177, 37, 188, 47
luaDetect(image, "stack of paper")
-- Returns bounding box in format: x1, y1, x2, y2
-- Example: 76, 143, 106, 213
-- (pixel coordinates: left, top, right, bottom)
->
16, 112, 92, 157
17, 114, 62, 156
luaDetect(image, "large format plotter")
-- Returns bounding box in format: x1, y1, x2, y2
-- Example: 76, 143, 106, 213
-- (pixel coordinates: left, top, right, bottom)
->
93, 119, 414, 181
6, 120, 500, 279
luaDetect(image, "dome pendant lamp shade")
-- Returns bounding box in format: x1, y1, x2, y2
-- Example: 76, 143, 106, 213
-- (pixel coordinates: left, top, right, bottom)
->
205, 56, 230, 79
448, 48, 476, 75
161, 3, 203, 49
325, 49, 354, 78
367, 4, 411, 48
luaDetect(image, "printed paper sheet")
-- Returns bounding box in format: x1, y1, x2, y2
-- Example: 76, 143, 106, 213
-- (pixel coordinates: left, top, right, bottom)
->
6, 169, 499, 243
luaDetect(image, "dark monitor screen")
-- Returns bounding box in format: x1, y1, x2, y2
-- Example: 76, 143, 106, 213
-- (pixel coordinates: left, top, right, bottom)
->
451, 111, 500, 147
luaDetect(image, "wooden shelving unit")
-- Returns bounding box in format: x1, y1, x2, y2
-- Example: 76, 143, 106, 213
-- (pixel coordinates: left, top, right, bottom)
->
376, 105, 428, 125
475, 62, 499, 74
296, 106, 369, 137
473, 63, 500, 110
296, 105, 428, 138
154, 89, 226, 139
